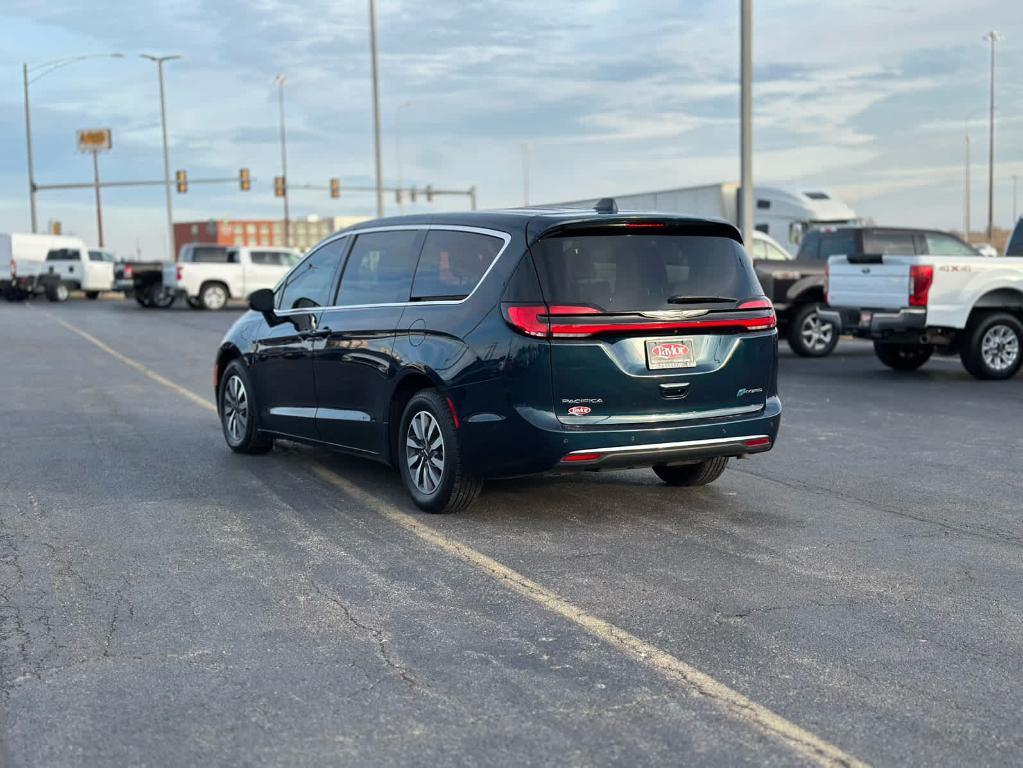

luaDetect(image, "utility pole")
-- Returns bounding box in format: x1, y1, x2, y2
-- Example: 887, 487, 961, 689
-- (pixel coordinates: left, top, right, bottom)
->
522, 143, 530, 206
368, 0, 384, 217
22, 64, 37, 233
91, 149, 104, 246
141, 54, 181, 260
739, 0, 754, 247
983, 31, 999, 240
274, 74, 290, 246
1013, 174, 1019, 223
964, 126, 971, 239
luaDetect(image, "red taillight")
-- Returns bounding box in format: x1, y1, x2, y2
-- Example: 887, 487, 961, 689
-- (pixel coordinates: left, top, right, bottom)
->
176, 265, 184, 281
9, 259, 16, 278
744, 437, 772, 448
563, 452, 603, 463
624, 222, 666, 229
503, 303, 776, 338
124, 264, 133, 278
909, 265, 933, 307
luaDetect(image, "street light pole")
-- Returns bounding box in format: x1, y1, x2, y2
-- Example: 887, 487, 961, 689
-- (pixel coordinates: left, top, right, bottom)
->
141, 54, 181, 261
92, 150, 104, 247
739, 0, 754, 248
983, 31, 999, 240
275, 74, 290, 246
1013, 174, 1019, 223
368, 0, 384, 218
964, 125, 971, 239
21, 53, 123, 234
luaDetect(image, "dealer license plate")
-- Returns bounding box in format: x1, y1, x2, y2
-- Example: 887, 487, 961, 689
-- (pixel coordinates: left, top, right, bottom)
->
646, 338, 696, 370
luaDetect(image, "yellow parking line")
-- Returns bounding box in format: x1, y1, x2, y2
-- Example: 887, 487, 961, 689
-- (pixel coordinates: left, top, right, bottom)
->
51, 311, 869, 768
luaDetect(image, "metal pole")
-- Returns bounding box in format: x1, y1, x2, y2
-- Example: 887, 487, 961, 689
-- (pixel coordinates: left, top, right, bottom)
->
1013, 175, 1019, 223
469, 186, 477, 211
739, 0, 754, 248
964, 126, 971, 239
156, 61, 174, 260
984, 31, 998, 240
23, 63, 38, 233
368, 0, 384, 218
92, 150, 104, 247
276, 75, 290, 246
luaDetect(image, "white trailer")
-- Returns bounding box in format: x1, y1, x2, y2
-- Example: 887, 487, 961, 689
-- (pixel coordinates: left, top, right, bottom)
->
545, 184, 858, 254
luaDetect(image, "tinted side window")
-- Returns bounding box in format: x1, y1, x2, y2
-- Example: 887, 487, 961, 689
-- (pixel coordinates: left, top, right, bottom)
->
1007, 220, 1023, 256
192, 247, 230, 263
337, 231, 423, 306
250, 250, 286, 266
864, 231, 915, 255
47, 249, 80, 261
411, 230, 504, 300
818, 231, 859, 260
795, 231, 821, 260
278, 239, 345, 310
925, 233, 976, 256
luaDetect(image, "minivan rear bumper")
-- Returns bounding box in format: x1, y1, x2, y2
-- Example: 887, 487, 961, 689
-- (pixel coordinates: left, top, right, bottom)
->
455, 388, 781, 478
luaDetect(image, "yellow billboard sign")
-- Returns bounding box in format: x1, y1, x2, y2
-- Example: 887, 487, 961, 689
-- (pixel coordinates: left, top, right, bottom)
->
76, 129, 112, 152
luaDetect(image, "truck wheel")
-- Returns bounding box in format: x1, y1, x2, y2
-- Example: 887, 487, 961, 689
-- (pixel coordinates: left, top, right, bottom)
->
46, 283, 70, 302
219, 361, 274, 454
959, 313, 1023, 380
200, 282, 229, 311
398, 390, 482, 513
787, 304, 838, 357
149, 285, 176, 309
653, 457, 729, 486
187, 297, 204, 310
873, 341, 933, 371
85, 291, 100, 300
3, 285, 25, 302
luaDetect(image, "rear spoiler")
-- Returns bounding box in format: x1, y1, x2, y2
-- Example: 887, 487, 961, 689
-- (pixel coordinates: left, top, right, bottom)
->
845, 253, 884, 264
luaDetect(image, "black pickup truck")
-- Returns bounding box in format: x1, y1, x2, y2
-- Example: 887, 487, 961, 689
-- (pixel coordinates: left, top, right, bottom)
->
114, 260, 175, 308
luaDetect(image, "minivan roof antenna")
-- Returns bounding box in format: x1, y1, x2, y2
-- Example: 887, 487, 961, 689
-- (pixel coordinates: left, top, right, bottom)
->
594, 197, 618, 214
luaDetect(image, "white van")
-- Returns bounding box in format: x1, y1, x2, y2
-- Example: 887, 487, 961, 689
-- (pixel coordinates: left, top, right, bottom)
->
0, 234, 109, 301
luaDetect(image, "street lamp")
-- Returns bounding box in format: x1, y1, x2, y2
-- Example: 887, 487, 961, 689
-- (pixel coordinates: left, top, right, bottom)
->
368, 0, 384, 218
983, 31, 999, 240
22, 53, 124, 233
274, 74, 290, 247
739, 0, 754, 248
140, 54, 182, 261
395, 100, 412, 212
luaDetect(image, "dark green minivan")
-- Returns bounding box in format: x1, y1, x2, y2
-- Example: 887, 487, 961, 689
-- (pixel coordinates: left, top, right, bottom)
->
216, 201, 782, 513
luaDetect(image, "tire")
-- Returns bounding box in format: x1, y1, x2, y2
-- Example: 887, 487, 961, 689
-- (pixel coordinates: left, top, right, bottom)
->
398, 390, 482, 513
149, 285, 176, 309
46, 283, 70, 302
200, 282, 229, 311
653, 457, 729, 486
85, 291, 100, 300
959, 312, 1023, 380
786, 303, 838, 357
3, 285, 25, 302
219, 361, 274, 454
873, 341, 933, 371
187, 297, 204, 310
135, 293, 153, 308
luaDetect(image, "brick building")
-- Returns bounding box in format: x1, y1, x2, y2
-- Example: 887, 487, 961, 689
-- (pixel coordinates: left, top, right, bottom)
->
172, 215, 368, 257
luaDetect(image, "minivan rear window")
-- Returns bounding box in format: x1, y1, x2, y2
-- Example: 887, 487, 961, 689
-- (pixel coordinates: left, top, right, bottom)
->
532, 231, 762, 312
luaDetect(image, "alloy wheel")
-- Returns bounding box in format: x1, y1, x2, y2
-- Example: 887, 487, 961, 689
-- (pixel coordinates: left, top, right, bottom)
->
800, 311, 834, 353
222, 375, 249, 445
204, 285, 227, 310
981, 325, 1020, 372
405, 410, 445, 494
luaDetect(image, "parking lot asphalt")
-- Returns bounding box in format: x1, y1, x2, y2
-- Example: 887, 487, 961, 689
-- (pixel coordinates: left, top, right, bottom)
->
1, 297, 1021, 767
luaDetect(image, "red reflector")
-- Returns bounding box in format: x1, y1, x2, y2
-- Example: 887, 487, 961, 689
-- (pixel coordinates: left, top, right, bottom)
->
909, 265, 933, 307
213, 362, 219, 388
446, 397, 460, 429
563, 452, 603, 463
744, 437, 771, 448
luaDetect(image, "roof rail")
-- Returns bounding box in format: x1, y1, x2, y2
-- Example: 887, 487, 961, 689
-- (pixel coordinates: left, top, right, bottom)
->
593, 197, 618, 214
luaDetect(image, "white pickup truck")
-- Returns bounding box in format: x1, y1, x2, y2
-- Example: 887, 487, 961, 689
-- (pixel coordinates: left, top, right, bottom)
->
821, 252, 1023, 379
164, 244, 302, 310
1, 234, 113, 301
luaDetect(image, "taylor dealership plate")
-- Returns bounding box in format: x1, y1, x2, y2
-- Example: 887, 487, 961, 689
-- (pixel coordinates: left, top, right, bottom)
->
645, 338, 696, 370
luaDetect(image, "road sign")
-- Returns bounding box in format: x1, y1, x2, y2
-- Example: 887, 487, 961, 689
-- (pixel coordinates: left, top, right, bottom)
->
77, 129, 112, 153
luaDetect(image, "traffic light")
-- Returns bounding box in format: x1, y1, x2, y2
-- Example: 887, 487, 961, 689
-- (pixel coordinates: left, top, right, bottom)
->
175, 169, 187, 193
274, 176, 286, 197
329, 177, 340, 198
239, 167, 251, 191
410, 187, 417, 203
395, 188, 403, 205
425, 185, 433, 203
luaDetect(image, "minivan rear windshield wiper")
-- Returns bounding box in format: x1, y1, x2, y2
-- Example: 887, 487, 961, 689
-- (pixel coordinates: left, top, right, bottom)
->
666, 295, 737, 305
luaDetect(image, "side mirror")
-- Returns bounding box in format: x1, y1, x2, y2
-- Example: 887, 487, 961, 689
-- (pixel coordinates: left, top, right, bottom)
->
249, 288, 275, 313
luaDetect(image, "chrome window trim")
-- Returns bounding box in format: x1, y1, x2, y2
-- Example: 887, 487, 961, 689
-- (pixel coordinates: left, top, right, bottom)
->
273, 224, 512, 316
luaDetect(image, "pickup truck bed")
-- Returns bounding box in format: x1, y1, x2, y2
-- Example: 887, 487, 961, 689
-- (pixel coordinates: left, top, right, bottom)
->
822, 253, 1023, 379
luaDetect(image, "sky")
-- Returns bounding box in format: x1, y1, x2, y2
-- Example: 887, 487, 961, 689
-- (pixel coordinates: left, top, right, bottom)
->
0, 0, 1020, 259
